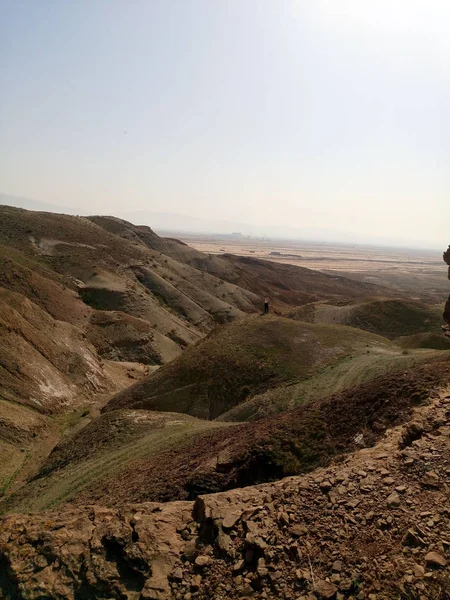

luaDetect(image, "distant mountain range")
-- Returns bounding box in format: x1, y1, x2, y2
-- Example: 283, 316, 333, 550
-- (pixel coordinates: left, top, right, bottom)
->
0, 193, 87, 216
0, 193, 440, 249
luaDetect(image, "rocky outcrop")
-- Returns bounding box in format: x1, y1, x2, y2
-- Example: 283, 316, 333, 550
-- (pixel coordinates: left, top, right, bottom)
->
444, 245, 450, 336
1, 387, 449, 600
0, 502, 191, 600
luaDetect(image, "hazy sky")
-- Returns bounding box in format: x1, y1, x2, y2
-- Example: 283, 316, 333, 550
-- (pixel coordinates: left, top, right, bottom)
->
1, 1, 448, 247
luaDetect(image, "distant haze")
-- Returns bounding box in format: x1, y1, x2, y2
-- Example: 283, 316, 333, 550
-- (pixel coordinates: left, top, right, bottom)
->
0, 193, 442, 250
1, 1, 448, 248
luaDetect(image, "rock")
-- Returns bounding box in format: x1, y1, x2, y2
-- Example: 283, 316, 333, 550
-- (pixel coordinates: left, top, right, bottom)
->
320, 480, 333, 493
244, 520, 259, 533
171, 568, 184, 582
194, 555, 210, 568
241, 582, 255, 596
183, 539, 198, 561
217, 528, 234, 557
339, 579, 352, 592
444, 246, 450, 326
291, 524, 308, 537
278, 511, 290, 526
403, 529, 426, 547
257, 557, 268, 577
332, 560, 343, 572
413, 563, 425, 577
314, 578, 338, 598
422, 471, 440, 488
296, 569, 312, 582
190, 574, 202, 591
245, 533, 268, 551
425, 552, 447, 569
233, 559, 245, 572
222, 510, 242, 530
258, 567, 269, 578
387, 492, 401, 508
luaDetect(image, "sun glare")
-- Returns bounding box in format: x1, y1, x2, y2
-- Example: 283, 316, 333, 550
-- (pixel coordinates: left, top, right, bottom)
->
316, 0, 449, 35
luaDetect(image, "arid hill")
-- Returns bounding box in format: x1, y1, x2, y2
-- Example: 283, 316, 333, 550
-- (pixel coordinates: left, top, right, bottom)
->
103, 316, 394, 419
1, 207, 448, 600
0, 205, 389, 498
88, 215, 386, 308
288, 298, 444, 341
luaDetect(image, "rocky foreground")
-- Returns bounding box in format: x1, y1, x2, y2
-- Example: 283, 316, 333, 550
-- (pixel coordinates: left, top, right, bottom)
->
1, 387, 449, 600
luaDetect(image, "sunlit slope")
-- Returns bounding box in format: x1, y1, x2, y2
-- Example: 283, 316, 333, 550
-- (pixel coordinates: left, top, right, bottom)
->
218, 345, 447, 421
288, 298, 443, 339
104, 315, 394, 419
90, 215, 389, 308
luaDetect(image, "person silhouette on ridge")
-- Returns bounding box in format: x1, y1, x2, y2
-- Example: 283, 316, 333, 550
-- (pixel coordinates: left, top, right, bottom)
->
264, 296, 269, 314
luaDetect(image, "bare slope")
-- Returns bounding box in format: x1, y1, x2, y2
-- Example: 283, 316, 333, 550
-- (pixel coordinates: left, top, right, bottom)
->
89, 215, 388, 308
104, 316, 393, 420
0, 288, 106, 412
0, 206, 396, 505
288, 298, 443, 340
220, 254, 388, 308
0, 285, 145, 499
0, 206, 261, 351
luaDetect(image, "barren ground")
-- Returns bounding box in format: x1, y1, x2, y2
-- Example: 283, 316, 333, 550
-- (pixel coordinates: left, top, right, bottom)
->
180, 236, 446, 302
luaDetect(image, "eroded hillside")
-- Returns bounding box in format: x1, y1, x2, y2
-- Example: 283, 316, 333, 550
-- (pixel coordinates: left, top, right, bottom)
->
1, 207, 449, 600
0, 206, 391, 499
4, 352, 449, 516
